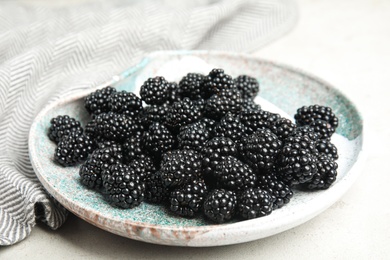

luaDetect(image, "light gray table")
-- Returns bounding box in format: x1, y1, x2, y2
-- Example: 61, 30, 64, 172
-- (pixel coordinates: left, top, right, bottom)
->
2, 0, 390, 259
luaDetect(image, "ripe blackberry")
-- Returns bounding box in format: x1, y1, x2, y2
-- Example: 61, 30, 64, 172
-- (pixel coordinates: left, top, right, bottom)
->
122, 136, 143, 163
178, 121, 210, 152
94, 112, 137, 142
203, 189, 237, 223
203, 68, 235, 97
144, 171, 170, 204
238, 188, 272, 220
294, 105, 339, 129
302, 154, 338, 190
204, 88, 243, 120
290, 125, 321, 143
142, 122, 176, 160
48, 115, 83, 143
141, 103, 170, 127
165, 98, 202, 131
201, 137, 238, 177
310, 119, 336, 139
242, 99, 261, 111
214, 156, 257, 191
108, 91, 143, 118
54, 132, 94, 167
234, 75, 259, 100
102, 163, 145, 209
316, 139, 338, 160
240, 109, 281, 135
258, 173, 293, 209
84, 86, 116, 115
277, 135, 318, 185
159, 149, 202, 188
239, 129, 282, 174
269, 117, 296, 140
79, 144, 123, 189
169, 179, 208, 217
128, 154, 156, 181
213, 112, 247, 143
178, 73, 206, 100
140, 76, 170, 105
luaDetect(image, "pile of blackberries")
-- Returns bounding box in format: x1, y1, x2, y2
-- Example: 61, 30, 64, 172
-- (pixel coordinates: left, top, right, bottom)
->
48, 68, 339, 223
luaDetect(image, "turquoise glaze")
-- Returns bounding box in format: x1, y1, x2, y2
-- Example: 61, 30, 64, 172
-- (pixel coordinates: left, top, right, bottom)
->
29, 51, 364, 246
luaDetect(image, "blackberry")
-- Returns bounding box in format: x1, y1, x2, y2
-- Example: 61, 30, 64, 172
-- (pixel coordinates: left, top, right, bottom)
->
294, 105, 339, 129
238, 188, 272, 220
54, 132, 94, 167
234, 75, 259, 100
94, 112, 137, 142
203, 68, 235, 97
84, 86, 116, 115
239, 129, 282, 174
169, 179, 208, 217
48, 115, 83, 143
178, 121, 210, 152
145, 171, 170, 204
258, 173, 293, 209
178, 73, 206, 100
214, 156, 257, 191
141, 103, 170, 127
122, 136, 143, 163
213, 112, 247, 143
128, 154, 156, 181
268, 117, 296, 140
316, 139, 338, 160
277, 135, 318, 185
240, 109, 281, 135
204, 88, 243, 120
165, 98, 202, 131
142, 122, 176, 160
203, 189, 237, 223
201, 137, 238, 177
242, 99, 261, 111
108, 91, 143, 118
290, 125, 321, 143
79, 144, 123, 189
309, 119, 336, 139
102, 163, 145, 209
302, 154, 338, 190
140, 76, 170, 105
159, 149, 202, 188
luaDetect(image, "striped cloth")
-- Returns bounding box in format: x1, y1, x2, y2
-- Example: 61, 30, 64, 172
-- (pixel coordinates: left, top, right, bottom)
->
0, 0, 297, 245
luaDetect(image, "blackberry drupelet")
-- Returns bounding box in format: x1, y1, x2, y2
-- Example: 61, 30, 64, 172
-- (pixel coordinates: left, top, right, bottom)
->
144, 171, 170, 204
165, 98, 202, 131
213, 112, 247, 143
316, 139, 338, 160
79, 144, 123, 189
204, 88, 243, 120
128, 154, 156, 182
309, 119, 336, 139
203, 189, 237, 223
102, 163, 145, 209
294, 105, 339, 129
141, 103, 170, 127
240, 108, 281, 135
84, 86, 116, 115
234, 75, 259, 100
108, 91, 143, 118
241, 99, 261, 111
48, 115, 83, 143
302, 154, 338, 190
178, 73, 206, 100
258, 173, 293, 209
140, 76, 170, 105
54, 132, 94, 167
214, 156, 257, 191
169, 179, 208, 217
142, 122, 176, 161
94, 112, 137, 142
203, 68, 235, 97
167, 82, 181, 104
178, 121, 211, 152
238, 188, 272, 219
268, 117, 296, 140
239, 129, 282, 174
122, 136, 143, 163
290, 125, 321, 143
159, 149, 202, 188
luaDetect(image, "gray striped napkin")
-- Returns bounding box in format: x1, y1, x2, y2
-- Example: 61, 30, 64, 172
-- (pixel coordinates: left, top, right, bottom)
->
0, 0, 297, 245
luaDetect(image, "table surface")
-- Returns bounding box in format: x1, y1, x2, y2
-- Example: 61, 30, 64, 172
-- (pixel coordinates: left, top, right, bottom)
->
2, 0, 390, 259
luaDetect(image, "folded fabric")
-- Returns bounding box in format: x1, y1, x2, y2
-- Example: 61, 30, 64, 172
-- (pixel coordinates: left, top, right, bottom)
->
0, 0, 297, 245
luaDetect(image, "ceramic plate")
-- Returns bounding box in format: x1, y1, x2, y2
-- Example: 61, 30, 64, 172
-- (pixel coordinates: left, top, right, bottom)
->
29, 51, 365, 247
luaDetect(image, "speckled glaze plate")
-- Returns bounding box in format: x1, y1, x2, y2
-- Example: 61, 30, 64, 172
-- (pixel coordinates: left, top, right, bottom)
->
29, 51, 365, 247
